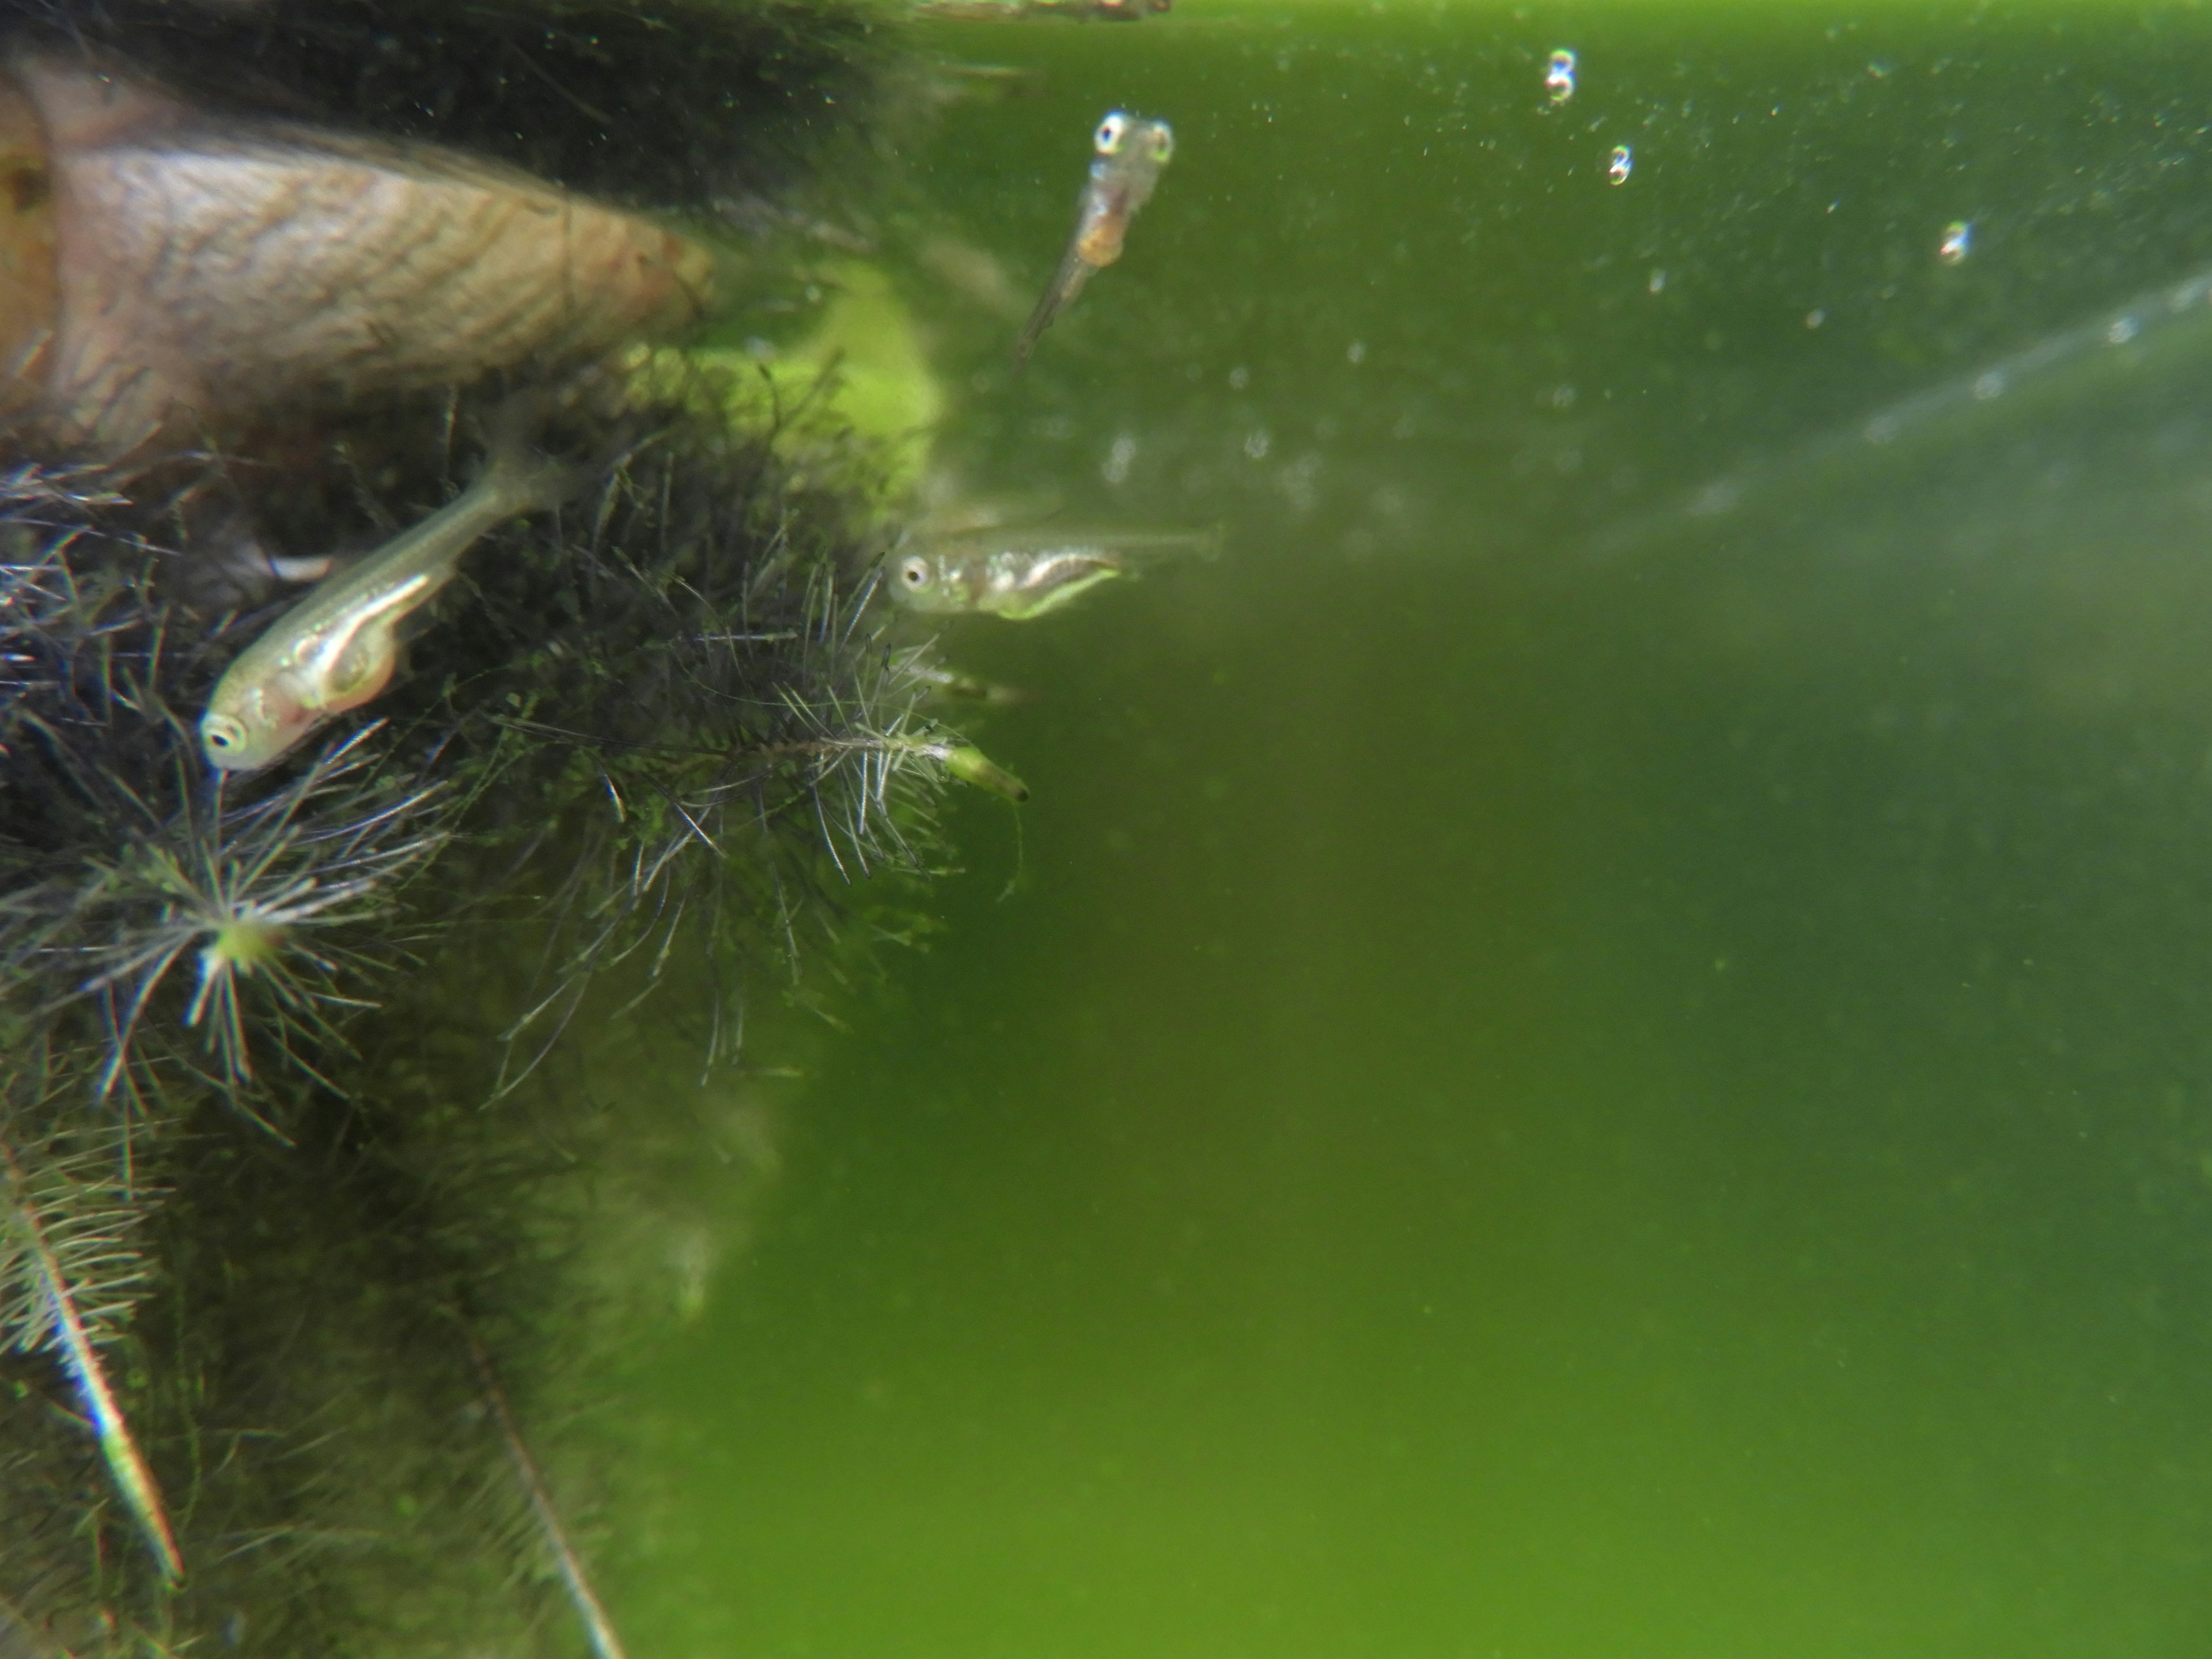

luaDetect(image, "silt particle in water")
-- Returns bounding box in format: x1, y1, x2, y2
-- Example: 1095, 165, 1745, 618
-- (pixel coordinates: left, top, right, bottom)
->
1103, 433, 1138, 484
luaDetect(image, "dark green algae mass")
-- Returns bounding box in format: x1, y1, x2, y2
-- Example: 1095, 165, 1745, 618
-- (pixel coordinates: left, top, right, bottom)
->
4, 0, 900, 213
0, 2, 967, 1651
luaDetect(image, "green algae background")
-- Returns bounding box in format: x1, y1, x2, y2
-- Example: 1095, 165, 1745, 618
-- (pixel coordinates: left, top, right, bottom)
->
608, 4, 2212, 1653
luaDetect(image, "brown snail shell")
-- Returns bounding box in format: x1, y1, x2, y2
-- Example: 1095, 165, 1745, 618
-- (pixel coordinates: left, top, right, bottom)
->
2, 53, 720, 457
0, 69, 57, 423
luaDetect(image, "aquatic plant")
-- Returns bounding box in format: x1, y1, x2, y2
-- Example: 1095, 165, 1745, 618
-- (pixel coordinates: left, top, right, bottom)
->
0, 400, 1000, 1653
0, 371, 1001, 1645
20, 0, 903, 214
392, 380, 975, 1089
55, 726, 452, 1110
0, 1114, 178, 1586
0, 467, 453, 1111
0, 0, 1003, 1647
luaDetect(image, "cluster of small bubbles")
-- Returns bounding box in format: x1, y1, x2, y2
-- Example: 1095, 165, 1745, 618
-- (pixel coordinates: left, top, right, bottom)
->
1648, 268, 1668, 294
1547, 383, 1577, 411
1607, 145, 1633, 185
1545, 48, 1577, 105
1243, 428, 1272, 460
1973, 371, 2006, 401
1804, 308, 1825, 329
1346, 340, 1367, 365
1938, 220, 1972, 264
1102, 433, 1138, 484
2106, 316, 2141, 346
1228, 364, 1251, 391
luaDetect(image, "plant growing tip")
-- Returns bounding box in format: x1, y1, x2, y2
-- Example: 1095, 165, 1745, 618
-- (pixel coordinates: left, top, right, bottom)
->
942, 744, 1029, 802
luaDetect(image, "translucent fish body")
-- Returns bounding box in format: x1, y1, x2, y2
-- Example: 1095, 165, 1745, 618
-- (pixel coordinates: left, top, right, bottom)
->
200, 440, 575, 771
1012, 109, 1172, 368
890, 526, 1213, 619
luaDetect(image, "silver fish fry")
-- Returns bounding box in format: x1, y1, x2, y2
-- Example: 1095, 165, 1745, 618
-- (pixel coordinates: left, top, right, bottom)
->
889, 526, 1215, 620
200, 435, 576, 772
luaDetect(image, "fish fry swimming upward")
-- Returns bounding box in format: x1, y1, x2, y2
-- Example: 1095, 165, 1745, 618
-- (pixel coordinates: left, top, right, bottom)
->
1013, 109, 1174, 370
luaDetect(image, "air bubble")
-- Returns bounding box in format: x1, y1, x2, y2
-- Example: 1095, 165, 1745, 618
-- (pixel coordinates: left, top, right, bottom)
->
1545, 49, 1577, 105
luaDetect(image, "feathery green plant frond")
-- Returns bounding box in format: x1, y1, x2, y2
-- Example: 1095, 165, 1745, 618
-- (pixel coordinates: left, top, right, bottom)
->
0, 464, 160, 779
0, 1119, 181, 1585
0, 1131, 151, 1358
380, 397, 978, 1091
27, 722, 452, 1112
463, 1323, 630, 1659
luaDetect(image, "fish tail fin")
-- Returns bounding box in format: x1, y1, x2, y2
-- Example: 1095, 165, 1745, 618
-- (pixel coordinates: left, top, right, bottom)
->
1107, 528, 1224, 574
479, 390, 590, 516
1012, 248, 1094, 373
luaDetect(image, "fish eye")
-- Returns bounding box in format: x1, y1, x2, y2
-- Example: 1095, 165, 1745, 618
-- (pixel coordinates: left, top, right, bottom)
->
1149, 123, 1175, 162
899, 555, 931, 589
200, 713, 247, 757
1095, 112, 1128, 154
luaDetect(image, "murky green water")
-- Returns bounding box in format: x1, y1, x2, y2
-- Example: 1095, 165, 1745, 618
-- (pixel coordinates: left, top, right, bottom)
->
609, 5, 2212, 1652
